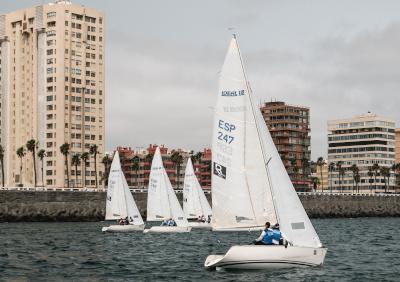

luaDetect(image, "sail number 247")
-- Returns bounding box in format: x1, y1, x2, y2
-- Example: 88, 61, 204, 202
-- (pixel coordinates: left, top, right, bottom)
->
217, 120, 235, 144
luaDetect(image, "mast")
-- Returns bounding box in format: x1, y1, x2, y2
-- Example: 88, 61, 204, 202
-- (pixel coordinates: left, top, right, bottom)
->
233, 35, 280, 224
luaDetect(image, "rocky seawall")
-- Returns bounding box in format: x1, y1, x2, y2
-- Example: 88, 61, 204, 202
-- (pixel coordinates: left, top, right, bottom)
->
0, 190, 399, 222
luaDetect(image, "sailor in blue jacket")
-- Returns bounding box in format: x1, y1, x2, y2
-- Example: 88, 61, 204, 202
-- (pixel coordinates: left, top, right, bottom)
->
271, 223, 284, 245
254, 222, 274, 245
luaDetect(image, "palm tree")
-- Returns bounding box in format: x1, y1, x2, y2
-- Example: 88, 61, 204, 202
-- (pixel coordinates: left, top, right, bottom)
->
339, 167, 346, 192
81, 152, 89, 187
37, 149, 46, 187
372, 163, 380, 193
170, 151, 183, 189
0, 145, 5, 187
89, 144, 99, 188
101, 154, 111, 188
316, 157, 324, 192
328, 162, 335, 193
381, 167, 390, 193
16, 146, 26, 186
350, 164, 359, 193
392, 163, 400, 193
26, 139, 37, 188
59, 143, 70, 188
355, 172, 361, 193
131, 155, 140, 188
71, 153, 81, 188
367, 167, 374, 193
336, 161, 343, 192
145, 153, 154, 163
311, 177, 320, 192
301, 156, 310, 179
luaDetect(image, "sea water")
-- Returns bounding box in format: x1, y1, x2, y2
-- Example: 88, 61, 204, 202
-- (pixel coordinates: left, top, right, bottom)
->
0, 218, 399, 281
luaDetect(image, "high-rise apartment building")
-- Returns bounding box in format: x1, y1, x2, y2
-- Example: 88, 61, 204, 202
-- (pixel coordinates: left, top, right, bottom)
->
0, 0, 105, 187
328, 113, 396, 192
395, 129, 400, 164
260, 101, 311, 191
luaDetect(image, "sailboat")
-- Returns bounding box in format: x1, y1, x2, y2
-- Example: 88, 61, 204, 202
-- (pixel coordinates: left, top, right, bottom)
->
102, 151, 145, 232
204, 36, 327, 269
183, 158, 212, 229
143, 147, 191, 233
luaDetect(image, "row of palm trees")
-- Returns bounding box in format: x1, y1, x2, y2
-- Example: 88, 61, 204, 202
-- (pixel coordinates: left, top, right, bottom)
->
60, 143, 99, 188
0, 140, 100, 188
312, 158, 400, 193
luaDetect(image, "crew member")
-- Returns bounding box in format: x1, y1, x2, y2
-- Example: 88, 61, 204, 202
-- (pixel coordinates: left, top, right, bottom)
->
253, 222, 274, 245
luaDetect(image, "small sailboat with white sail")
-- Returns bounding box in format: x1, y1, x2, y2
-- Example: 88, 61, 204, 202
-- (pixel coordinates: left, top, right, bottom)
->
183, 158, 212, 229
143, 147, 191, 233
204, 36, 327, 269
102, 152, 145, 232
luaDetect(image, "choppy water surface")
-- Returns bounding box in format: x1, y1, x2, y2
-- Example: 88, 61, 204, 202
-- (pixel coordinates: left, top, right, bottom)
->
0, 218, 399, 281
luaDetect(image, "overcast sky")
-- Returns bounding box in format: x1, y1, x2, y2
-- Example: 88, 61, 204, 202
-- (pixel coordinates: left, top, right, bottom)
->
2, 0, 400, 159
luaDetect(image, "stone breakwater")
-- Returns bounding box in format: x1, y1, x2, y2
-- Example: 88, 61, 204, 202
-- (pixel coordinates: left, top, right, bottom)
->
0, 191, 399, 222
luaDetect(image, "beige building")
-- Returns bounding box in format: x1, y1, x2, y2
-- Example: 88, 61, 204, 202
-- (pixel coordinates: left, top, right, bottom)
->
0, 0, 105, 187
328, 113, 396, 192
395, 129, 400, 164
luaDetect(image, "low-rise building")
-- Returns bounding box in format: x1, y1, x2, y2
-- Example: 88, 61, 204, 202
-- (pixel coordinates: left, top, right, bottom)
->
115, 145, 211, 190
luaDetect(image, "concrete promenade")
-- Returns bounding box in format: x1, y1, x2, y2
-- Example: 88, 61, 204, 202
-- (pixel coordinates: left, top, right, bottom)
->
0, 188, 399, 222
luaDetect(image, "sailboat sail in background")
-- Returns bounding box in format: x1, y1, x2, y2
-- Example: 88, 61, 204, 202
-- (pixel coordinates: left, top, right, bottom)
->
183, 158, 212, 229
205, 36, 326, 269
144, 147, 191, 233
102, 152, 144, 232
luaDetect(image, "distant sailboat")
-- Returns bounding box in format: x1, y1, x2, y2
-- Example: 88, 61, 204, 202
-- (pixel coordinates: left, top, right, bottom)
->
183, 158, 212, 229
204, 36, 327, 269
143, 147, 191, 233
102, 152, 145, 232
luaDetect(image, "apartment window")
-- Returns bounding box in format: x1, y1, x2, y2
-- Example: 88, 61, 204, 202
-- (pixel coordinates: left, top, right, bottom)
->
46, 96, 53, 101
47, 49, 54, 55
46, 30, 56, 37
47, 12, 56, 18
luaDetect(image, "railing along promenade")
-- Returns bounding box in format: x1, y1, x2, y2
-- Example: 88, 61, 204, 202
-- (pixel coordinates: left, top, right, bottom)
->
1, 186, 400, 197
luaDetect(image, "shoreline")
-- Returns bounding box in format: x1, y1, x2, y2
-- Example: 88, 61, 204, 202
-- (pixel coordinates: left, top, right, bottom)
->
1, 190, 399, 222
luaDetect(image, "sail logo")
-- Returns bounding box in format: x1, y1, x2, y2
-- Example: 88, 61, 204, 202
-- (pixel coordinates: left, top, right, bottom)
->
213, 162, 226, 179
221, 90, 245, 97
235, 216, 252, 223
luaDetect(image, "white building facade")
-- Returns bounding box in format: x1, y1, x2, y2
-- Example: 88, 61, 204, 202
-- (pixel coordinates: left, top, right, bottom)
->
328, 113, 396, 192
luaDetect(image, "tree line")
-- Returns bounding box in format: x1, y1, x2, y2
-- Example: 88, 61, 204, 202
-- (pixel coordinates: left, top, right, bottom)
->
0, 141, 100, 188
310, 157, 400, 193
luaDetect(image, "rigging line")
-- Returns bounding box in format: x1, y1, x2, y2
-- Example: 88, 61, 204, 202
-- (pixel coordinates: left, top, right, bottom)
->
234, 35, 280, 225
234, 35, 258, 225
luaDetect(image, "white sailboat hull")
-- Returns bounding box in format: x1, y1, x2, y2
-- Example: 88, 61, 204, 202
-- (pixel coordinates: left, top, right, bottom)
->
205, 245, 327, 270
188, 222, 212, 230
102, 224, 145, 233
212, 226, 264, 232
143, 226, 192, 233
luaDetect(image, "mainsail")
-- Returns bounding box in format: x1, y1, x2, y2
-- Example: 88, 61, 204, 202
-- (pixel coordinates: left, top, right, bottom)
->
211, 37, 277, 230
211, 36, 322, 248
105, 152, 144, 225
147, 147, 189, 227
183, 158, 212, 219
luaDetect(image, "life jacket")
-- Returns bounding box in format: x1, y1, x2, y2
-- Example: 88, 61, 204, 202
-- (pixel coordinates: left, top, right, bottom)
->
262, 228, 274, 245
272, 230, 282, 241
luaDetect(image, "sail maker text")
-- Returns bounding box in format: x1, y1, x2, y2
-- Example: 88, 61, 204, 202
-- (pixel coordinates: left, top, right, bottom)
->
221, 90, 245, 96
